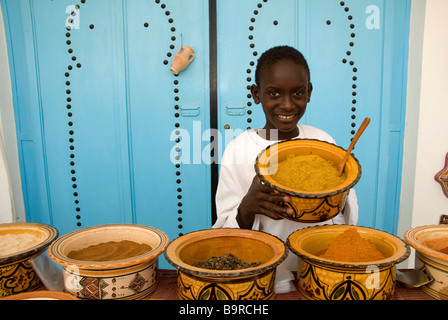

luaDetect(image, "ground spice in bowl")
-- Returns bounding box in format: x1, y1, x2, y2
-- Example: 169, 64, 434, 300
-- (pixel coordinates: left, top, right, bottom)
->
193, 254, 262, 270
320, 228, 386, 262
422, 238, 448, 255
67, 240, 152, 262
271, 154, 346, 192
0, 232, 47, 258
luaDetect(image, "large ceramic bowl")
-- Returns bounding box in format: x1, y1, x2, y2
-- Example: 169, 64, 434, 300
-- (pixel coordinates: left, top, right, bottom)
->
287, 225, 410, 300
0, 223, 58, 297
255, 139, 361, 223
405, 225, 448, 300
164, 228, 288, 300
48, 224, 169, 300
0, 290, 78, 300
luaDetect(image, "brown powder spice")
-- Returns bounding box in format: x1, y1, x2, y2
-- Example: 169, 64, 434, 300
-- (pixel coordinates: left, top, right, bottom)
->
320, 228, 387, 262
68, 240, 152, 262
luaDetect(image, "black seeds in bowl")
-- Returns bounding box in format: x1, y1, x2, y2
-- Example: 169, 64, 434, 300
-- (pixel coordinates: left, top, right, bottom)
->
193, 254, 261, 270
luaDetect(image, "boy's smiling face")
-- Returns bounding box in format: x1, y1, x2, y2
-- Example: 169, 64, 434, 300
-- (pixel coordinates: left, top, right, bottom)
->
251, 59, 312, 140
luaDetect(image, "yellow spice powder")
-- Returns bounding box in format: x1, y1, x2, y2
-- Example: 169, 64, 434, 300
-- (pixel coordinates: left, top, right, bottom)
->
271, 154, 346, 192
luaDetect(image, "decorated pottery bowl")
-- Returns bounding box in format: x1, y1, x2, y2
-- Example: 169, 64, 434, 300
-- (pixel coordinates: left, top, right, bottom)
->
164, 228, 288, 300
255, 139, 361, 223
48, 224, 169, 300
0, 223, 58, 297
405, 225, 448, 300
287, 225, 410, 300
0, 290, 78, 300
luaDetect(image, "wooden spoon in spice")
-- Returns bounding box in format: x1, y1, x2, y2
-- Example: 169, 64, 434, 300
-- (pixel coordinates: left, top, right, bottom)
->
337, 117, 371, 177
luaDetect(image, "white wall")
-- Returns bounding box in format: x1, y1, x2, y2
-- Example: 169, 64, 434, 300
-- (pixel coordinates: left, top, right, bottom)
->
398, 0, 448, 267
399, 0, 448, 230
0, 5, 24, 223
410, 0, 448, 227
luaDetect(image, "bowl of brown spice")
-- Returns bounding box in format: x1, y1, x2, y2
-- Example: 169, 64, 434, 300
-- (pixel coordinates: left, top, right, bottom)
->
48, 224, 169, 300
164, 228, 288, 300
287, 225, 410, 300
255, 139, 361, 223
405, 224, 448, 300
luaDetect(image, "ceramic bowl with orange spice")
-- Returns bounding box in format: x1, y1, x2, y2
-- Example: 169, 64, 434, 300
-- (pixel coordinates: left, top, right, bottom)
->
405, 224, 448, 300
255, 139, 361, 223
287, 225, 410, 300
48, 224, 169, 300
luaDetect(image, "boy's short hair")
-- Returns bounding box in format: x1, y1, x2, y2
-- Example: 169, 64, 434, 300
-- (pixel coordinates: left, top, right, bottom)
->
254, 45, 311, 86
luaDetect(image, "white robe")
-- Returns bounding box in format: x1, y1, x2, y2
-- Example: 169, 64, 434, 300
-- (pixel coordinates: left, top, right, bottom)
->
213, 124, 358, 293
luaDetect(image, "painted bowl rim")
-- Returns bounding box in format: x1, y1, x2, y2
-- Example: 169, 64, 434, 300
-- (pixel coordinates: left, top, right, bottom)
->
405, 224, 448, 262
0, 222, 59, 265
0, 290, 78, 300
164, 228, 288, 278
255, 138, 362, 198
48, 223, 169, 269
287, 225, 410, 269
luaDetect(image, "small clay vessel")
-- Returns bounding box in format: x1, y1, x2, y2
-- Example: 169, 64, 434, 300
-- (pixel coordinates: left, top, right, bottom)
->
170, 46, 194, 75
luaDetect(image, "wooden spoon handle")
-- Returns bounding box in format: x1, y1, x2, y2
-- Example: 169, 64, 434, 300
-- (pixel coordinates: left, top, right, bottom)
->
338, 117, 371, 176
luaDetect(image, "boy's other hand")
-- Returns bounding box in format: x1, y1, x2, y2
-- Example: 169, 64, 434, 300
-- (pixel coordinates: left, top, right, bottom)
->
236, 176, 294, 229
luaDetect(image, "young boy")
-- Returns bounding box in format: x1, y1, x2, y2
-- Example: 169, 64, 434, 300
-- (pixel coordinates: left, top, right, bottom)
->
213, 46, 358, 292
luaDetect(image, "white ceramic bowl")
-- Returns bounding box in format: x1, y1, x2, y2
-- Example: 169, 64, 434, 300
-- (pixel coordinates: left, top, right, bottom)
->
405, 224, 448, 300
49, 224, 169, 300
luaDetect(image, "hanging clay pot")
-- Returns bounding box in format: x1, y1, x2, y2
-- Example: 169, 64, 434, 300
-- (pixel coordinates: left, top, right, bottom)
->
170, 46, 194, 75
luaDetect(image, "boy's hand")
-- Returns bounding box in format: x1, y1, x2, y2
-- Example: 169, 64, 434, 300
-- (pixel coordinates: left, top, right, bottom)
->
236, 176, 294, 229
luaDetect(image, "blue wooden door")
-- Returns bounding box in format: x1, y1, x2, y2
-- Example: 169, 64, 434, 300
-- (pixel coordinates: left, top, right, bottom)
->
216, 0, 411, 234
2, 0, 410, 249
1, 0, 212, 271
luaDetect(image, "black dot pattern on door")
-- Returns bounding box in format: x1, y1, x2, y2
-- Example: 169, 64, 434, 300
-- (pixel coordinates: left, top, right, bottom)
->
245, 0, 270, 130
155, 0, 184, 237
65, 1, 85, 228
338, 1, 358, 138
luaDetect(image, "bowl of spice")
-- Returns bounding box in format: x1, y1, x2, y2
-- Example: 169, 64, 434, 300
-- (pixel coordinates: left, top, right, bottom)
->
405, 224, 448, 300
255, 139, 361, 223
0, 223, 59, 297
48, 224, 169, 300
164, 228, 288, 300
287, 225, 410, 300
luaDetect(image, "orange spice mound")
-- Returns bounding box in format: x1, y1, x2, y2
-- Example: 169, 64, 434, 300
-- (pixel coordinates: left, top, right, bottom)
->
320, 228, 386, 262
